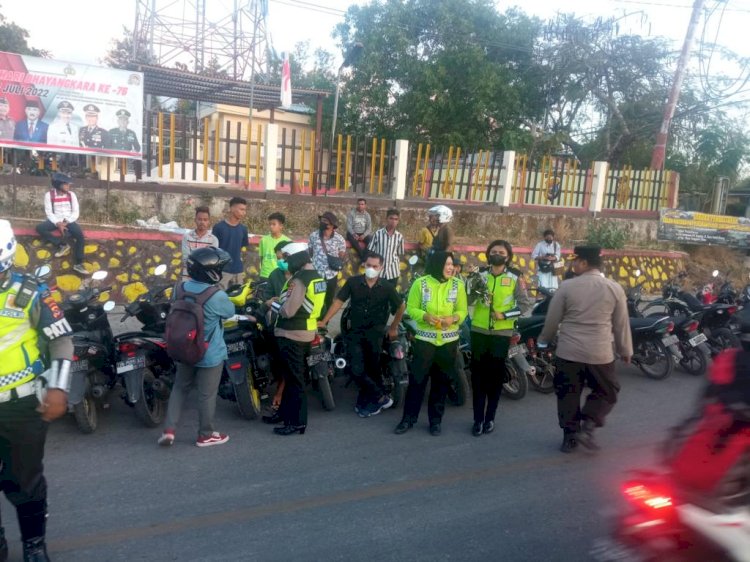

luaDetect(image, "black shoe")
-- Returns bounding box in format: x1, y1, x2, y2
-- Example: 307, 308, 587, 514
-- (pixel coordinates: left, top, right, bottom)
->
483, 421, 495, 434
429, 423, 441, 436
262, 411, 282, 424
394, 420, 413, 435
575, 420, 600, 450
472, 422, 483, 437
560, 434, 578, 454
273, 424, 306, 436
22, 537, 49, 562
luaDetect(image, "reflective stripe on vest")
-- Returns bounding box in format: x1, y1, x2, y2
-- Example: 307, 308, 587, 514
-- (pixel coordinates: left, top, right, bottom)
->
276, 270, 326, 331
472, 271, 517, 331
0, 279, 41, 392
415, 329, 460, 342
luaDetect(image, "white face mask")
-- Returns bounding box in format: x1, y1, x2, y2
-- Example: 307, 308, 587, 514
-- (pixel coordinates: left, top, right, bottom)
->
364, 267, 381, 279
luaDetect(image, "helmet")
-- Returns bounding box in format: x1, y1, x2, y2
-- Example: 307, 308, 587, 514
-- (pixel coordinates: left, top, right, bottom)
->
282, 242, 311, 274
186, 247, 231, 285
281, 242, 308, 257
428, 205, 453, 224
51, 172, 73, 190
0, 219, 17, 274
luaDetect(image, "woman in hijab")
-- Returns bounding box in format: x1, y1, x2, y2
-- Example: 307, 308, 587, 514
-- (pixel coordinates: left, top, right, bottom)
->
395, 251, 467, 436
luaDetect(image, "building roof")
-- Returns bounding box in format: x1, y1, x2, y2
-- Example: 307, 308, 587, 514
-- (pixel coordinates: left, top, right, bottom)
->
138, 64, 330, 108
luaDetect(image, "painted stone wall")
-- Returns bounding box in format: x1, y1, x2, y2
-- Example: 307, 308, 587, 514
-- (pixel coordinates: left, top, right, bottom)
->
12, 227, 686, 303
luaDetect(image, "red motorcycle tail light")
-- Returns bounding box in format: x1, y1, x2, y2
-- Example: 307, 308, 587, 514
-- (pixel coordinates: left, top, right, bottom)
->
686, 321, 699, 333
666, 322, 674, 333
118, 342, 138, 357
622, 482, 673, 510
728, 306, 737, 315
229, 362, 242, 370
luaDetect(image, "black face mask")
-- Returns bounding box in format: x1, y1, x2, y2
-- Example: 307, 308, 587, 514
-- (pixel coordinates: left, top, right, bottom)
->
319, 222, 329, 233
488, 255, 507, 266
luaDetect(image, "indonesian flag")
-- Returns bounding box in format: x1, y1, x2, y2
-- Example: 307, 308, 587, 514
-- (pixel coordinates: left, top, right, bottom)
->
280, 53, 292, 108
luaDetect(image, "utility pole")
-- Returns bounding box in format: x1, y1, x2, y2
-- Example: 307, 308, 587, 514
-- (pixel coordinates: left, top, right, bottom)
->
650, 0, 705, 170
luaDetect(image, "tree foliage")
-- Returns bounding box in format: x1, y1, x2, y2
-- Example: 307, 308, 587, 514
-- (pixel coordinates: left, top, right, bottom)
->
0, 8, 47, 57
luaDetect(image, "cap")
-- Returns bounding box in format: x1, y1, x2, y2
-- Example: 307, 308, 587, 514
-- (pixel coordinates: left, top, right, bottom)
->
83, 103, 100, 114
318, 211, 339, 228
115, 109, 131, 118
25, 99, 40, 108
0, 97, 8, 105
57, 100, 74, 112
572, 245, 602, 263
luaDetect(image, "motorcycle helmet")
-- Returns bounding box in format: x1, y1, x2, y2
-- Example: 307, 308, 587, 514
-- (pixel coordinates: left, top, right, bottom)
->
0, 219, 16, 274
186, 247, 231, 285
51, 172, 73, 190
428, 204, 453, 225
282, 242, 311, 274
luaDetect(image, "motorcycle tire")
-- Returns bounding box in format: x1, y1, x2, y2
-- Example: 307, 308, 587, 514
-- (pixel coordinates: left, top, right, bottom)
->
134, 368, 167, 428
319, 375, 335, 411
447, 355, 470, 407
233, 369, 262, 420
678, 346, 708, 377
528, 356, 555, 394
713, 327, 741, 353
636, 340, 674, 380
503, 360, 528, 400
73, 395, 98, 434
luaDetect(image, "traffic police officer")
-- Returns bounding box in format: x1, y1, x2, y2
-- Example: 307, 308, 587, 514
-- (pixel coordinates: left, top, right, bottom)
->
47, 101, 79, 147
0, 97, 14, 140
0, 219, 73, 561
78, 104, 108, 148
269, 242, 326, 436
107, 109, 140, 152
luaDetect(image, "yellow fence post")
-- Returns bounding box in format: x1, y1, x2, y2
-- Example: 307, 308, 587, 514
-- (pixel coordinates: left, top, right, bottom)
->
369, 137, 377, 193
300, 130, 307, 189
213, 118, 220, 183
0, 148, 3, 166
157, 112, 163, 178
378, 138, 386, 194
51, 155, 57, 171
421, 144, 431, 197
441, 146, 454, 197
334, 134, 343, 191
412, 143, 423, 196
343, 135, 352, 191
202, 118, 209, 182
244, 120, 251, 185
309, 131, 315, 192
169, 113, 175, 180
256, 124, 262, 184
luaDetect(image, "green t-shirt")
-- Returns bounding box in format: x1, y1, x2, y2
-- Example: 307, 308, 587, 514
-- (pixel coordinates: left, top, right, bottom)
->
259, 233, 290, 278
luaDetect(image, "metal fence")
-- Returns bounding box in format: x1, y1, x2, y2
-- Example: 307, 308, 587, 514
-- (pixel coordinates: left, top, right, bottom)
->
603, 166, 672, 212
324, 134, 397, 196
510, 155, 592, 208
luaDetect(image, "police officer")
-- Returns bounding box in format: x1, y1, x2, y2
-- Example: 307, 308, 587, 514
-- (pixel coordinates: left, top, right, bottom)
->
78, 104, 108, 148
269, 242, 326, 436
0, 219, 74, 561
0, 97, 15, 140
47, 101, 79, 147
107, 109, 140, 152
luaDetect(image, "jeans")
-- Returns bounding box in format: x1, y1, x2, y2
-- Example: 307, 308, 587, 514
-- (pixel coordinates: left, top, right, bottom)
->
470, 332, 510, 424
36, 220, 85, 264
554, 358, 620, 434
277, 337, 310, 427
346, 329, 385, 408
402, 339, 459, 425
164, 363, 223, 437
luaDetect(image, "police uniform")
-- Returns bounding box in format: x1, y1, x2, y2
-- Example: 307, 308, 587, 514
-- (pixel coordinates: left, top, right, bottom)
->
47, 101, 80, 147
107, 109, 140, 152
78, 104, 109, 148
0, 97, 14, 140
0, 270, 73, 559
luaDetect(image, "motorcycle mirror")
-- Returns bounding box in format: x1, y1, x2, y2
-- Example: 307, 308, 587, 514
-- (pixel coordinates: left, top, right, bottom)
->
33, 264, 52, 281
102, 300, 116, 312
408, 255, 419, 266
91, 270, 108, 281
712, 270, 719, 278
153, 264, 168, 276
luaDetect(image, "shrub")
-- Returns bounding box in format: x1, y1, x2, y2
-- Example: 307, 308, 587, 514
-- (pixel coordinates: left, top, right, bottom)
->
586, 221, 629, 249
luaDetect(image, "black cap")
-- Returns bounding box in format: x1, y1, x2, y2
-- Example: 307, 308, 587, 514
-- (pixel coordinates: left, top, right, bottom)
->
25, 99, 40, 108
319, 211, 339, 228
572, 245, 602, 264
115, 109, 131, 118
57, 100, 74, 111
83, 103, 100, 114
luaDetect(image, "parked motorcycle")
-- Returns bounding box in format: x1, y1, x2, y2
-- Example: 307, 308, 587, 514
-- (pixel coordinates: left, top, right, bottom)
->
62, 270, 118, 433
306, 328, 343, 411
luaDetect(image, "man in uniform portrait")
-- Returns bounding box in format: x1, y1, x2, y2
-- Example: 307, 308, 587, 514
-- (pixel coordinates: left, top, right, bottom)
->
78, 104, 108, 148
107, 109, 140, 152
47, 100, 80, 147
0, 97, 15, 140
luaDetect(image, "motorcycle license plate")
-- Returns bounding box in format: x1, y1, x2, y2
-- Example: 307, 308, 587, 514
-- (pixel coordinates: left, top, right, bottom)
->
116, 356, 145, 374
306, 351, 331, 367
688, 333, 708, 347
661, 335, 679, 347
507, 344, 526, 358
71, 359, 89, 372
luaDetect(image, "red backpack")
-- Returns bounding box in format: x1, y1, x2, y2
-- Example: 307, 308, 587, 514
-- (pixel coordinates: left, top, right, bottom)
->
165, 283, 220, 365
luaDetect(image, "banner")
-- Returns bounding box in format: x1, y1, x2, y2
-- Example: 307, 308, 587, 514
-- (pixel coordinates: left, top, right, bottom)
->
0, 51, 143, 159
658, 208, 750, 249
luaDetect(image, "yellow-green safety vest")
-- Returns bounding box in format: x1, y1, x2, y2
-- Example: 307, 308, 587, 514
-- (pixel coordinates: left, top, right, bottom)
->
276, 269, 326, 331
406, 275, 467, 346
471, 269, 521, 332
0, 277, 42, 391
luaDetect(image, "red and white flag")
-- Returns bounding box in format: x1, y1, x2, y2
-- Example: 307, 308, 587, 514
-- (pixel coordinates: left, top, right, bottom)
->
280, 53, 292, 108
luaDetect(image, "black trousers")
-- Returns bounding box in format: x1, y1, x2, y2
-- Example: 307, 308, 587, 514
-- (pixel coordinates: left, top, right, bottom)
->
402, 339, 459, 425
554, 358, 620, 434
277, 337, 311, 427
36, 220, 85, 264
346, 329, 385, 408
345, 231, 372, 260
0, 395, 48, 542
471, 332, 510, 424
322, 277, 339, 318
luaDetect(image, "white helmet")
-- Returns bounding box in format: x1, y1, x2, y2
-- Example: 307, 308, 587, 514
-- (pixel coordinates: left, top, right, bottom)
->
281, 242, 309, 256
0, 219, 17, 273
428, 205, 453, 224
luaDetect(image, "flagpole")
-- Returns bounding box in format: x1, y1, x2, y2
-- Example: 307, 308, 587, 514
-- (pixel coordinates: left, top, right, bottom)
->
247, 0, 259, 187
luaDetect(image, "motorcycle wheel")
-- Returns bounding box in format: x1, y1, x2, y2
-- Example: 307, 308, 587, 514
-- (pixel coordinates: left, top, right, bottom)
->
447, 354, 470, 407
319, 375, 335, 411
528, 356, 555, 394
678, 346, 708, 377
503, 360, 528, 400
636, 340, 674, 380
233, 365, 262, 420
134, 368, 166, 428
73, 394, 98, 434
713, 327, 741, 352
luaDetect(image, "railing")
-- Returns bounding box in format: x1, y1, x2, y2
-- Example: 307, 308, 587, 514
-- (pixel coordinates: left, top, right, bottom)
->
603, 166, 672, 212
406, 144, 505, 202
324, 134, 396, 196
511, 155, 592, 209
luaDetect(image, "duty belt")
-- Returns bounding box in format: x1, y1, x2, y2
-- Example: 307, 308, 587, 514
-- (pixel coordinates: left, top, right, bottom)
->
415, 329, 459, 341
0, 378, 41, 404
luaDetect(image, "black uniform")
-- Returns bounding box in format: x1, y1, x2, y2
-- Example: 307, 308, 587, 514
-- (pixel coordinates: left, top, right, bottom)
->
79, 126, 109, 148
107, 128, 140, 152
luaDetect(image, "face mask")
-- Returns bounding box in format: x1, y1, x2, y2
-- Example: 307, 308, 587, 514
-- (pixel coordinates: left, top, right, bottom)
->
489, 255, 507, 266
364, 267, 380, 279
319, 222, 329, 232
277, 259, 288, 272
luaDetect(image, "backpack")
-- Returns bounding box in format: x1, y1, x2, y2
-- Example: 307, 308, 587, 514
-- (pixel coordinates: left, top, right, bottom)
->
165, 282, 221, 365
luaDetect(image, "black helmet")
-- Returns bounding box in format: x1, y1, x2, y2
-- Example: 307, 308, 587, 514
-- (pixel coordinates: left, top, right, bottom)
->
187, 247, 231, 284
51, 172, 73, 190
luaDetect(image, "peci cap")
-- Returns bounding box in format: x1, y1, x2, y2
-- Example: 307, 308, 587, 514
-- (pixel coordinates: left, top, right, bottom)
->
572, 245, 602, 264
57, 100, 74, 112
115, 109, 131, 118
83, 103, 100, 114
25, 99, 41, 108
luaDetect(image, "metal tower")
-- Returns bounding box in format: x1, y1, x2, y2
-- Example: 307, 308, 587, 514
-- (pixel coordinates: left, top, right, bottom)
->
133, 0, 270, 80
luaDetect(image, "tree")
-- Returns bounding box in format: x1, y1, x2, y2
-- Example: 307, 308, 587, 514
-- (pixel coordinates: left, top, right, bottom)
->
103, 26, 157, 70
0, 8, 47, 56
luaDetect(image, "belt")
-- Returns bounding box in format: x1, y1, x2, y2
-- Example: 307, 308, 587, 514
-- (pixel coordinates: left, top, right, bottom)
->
0, 379, 40, 404
415, 329, 459, 340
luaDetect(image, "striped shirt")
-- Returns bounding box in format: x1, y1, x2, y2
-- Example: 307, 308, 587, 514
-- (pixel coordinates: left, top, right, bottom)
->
368, 228, 404, 281
181, 230, 219, 276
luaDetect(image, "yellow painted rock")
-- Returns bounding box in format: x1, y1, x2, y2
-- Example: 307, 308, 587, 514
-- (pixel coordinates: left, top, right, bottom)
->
459, 254, 467, 264
133, 264, 142, 272
115, 250, 123, 257
98, 291, 111, 302
518, 257, 526, 268
31, 240, 41, 247
478, 253, 487, 263
619, 266, 628, 278
84, 244, 98, 254
98, 252, 106, 258
128, 246, 137, 255
61, 260, 70, 269
36, 249, 51, 260
171, 259, 181, 267
116, 240, 124, 246
122, 282, 148, 302
56, 275, 82, 292
153, 255, 162, 263
132, 273, 141, 281
165, 241, 177, 249
662, 272, 668, 281
109, 257, 121, 268
116, 273, 129, 283
14, 244, 29, 267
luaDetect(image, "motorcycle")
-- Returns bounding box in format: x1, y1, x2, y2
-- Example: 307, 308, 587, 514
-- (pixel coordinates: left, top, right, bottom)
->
306, 328, 343, 411
115, 264, 174, 427
62, 270, 118, 433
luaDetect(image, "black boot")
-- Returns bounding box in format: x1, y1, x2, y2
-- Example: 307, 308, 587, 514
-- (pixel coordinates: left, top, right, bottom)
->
0, 527, 8, 562
22, 537, 49, 562
560, 433, 578, 454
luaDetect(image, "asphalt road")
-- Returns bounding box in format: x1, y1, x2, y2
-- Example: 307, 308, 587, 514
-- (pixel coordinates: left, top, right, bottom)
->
0, 329, 706, 562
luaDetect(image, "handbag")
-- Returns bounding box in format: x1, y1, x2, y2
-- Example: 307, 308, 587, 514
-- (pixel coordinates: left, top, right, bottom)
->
537, 243, 559, 273
322, 236, 344, 271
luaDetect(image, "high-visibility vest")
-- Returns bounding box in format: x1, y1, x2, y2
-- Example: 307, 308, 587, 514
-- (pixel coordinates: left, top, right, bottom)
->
471, 269, 520, 332
406, 275, 467, 346
0, 274, 42, 391
276, 269, 326, 331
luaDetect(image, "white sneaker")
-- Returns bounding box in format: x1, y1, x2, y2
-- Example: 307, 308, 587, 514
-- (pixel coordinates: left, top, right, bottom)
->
73, 264, 90, 275
54, 244, 70, 258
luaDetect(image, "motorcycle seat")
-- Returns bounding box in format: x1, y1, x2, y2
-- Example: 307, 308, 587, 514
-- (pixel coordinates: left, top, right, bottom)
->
630, 316, 669, 332
517, 316, 547, 331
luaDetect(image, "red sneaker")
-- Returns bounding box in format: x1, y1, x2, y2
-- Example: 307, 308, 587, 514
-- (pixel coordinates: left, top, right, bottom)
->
158, 430, 175, 446
196, 432, 229, 447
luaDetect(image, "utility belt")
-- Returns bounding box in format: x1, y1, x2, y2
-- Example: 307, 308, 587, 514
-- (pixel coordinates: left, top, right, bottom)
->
0, 377, 42, 404
415, 329, 460, 342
